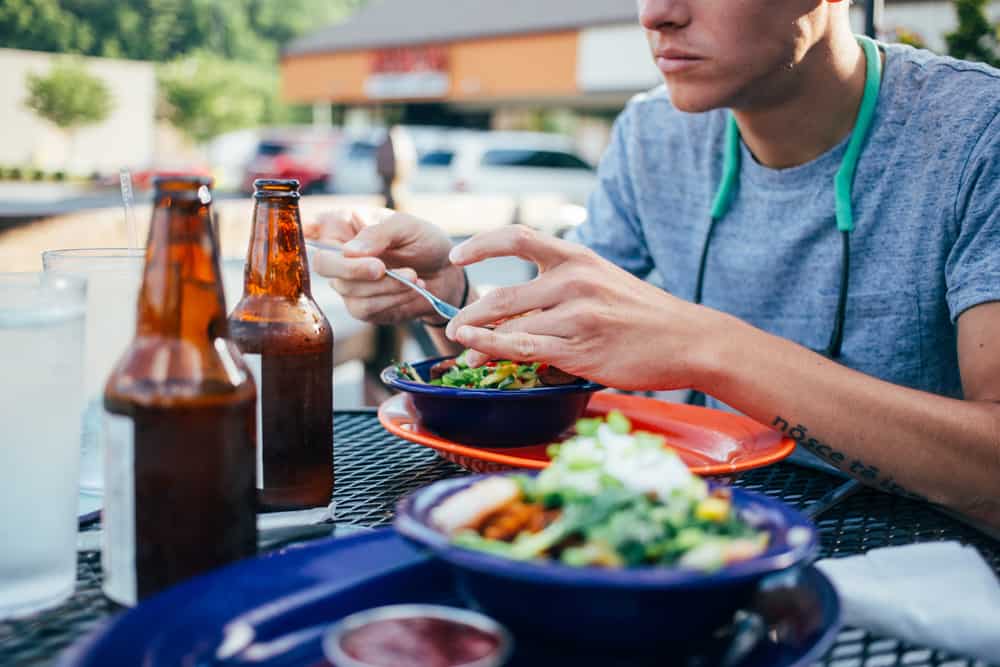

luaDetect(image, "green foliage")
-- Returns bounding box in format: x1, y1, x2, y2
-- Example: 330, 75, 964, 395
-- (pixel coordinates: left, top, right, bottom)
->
25, 59, 114, 130
158, 52, 287, 143
0, 0, 366, 64
5, 1, 368, 142
894, 28, 928, 50
5, 1, 367, 142
0, 165, 73, 181
946, 0, 1000, 68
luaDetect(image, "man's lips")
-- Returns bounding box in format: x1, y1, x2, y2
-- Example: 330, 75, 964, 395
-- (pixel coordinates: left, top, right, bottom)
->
654, 49, 704, 74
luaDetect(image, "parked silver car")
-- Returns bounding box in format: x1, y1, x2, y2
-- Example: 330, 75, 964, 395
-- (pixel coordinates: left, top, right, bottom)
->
327, 126, 457, 195
410, 131, 597, 205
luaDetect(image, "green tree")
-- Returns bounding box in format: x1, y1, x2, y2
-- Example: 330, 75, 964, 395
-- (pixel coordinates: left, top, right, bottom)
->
25, 58, 114, 171
0, 0, 91, 55
946, 0, 1000, 67
158, 52, 285, 143
4, 1, 368, 144
25, 59, 114, 130
0, 0, 367, 64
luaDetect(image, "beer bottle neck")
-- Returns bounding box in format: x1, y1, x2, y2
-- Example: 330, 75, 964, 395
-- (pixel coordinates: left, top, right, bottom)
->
136, 184, 229, 342
243, 194, 311, 300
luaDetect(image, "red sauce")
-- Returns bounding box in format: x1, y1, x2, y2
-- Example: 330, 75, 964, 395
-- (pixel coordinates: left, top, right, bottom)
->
340, 616, 502, 667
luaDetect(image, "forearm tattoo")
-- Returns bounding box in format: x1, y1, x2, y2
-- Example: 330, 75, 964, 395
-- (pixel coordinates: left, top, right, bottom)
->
772, 416, 927, 502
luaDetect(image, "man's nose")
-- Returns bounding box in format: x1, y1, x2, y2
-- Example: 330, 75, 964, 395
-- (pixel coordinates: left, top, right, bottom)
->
638, 0, 691, 31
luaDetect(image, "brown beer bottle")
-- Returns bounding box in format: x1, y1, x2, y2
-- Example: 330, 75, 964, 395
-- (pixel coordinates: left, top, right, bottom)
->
229, 179, 334, 511
102, 176, 257, 605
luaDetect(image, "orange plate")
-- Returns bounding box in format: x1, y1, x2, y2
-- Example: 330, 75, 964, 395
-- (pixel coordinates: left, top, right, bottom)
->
377, 391, 795, 476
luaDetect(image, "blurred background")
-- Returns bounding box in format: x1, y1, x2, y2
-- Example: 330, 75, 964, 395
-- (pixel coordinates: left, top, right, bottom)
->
1, 0, 998, 406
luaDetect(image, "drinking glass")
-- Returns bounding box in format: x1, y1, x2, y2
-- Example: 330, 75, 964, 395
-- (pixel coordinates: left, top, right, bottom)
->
0, 272, 86, 619
42, 249, 144, 497
221, 256, 246, 315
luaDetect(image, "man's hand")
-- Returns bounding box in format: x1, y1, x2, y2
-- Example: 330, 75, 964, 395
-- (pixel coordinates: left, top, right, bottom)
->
306, 208, 465, 325
444, 225, 726, 391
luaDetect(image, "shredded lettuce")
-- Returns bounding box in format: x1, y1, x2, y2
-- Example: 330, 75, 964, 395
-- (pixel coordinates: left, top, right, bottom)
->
450, 411, 768, 571
433, 357, 542, 389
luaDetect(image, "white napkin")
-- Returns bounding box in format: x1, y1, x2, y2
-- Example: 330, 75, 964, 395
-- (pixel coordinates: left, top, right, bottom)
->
256, 502, 336, 531
816, 541, 1000, 663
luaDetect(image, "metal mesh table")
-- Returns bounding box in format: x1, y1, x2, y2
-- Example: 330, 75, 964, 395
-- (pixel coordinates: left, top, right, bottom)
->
1, 410, 997, 666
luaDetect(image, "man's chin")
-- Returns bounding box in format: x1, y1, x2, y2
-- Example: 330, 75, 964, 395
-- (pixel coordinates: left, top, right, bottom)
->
664, 83, 728, 113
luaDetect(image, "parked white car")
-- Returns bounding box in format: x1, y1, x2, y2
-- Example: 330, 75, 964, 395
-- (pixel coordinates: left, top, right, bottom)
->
409, 131, 597, 205
205, 128, 261, 193
327, 128, 380, 195
328, 126, 457, 195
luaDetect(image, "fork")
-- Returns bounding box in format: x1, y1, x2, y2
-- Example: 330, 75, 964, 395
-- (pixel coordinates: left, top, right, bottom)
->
304, 239, 459, 321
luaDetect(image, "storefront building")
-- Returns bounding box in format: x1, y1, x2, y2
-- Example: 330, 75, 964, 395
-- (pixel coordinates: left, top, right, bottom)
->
281, 0, 657, 127
282, 0, 990, 115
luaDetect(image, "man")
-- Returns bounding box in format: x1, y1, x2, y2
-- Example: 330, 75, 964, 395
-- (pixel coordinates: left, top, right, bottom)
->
374, 124, 416, 210
308, 0, 1000, 528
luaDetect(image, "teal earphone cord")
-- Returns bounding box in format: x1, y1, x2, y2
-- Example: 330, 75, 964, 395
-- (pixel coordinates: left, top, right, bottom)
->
694, 35, 882, 360
709, 35, 882, 226
836, 35, 882, 232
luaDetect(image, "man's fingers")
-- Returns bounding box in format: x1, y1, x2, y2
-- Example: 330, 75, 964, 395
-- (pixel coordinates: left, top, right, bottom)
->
302, 221, 322, 240
307, 210, 365, 243
449, 225, 574, 269
332, 268, 421, 299
313, 251, 386, 281
462, 308, 573, 366
343, 213, 423, 258
445, 280, 559, 340
463, 349, 491, 367
365, 295, 429, 323
452, 326, 564, 366
344, 291, 425, 323
490, 307, 577, 339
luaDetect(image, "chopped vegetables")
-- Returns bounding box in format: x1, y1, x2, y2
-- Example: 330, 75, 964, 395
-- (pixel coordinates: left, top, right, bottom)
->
432, 411, 768, 572
396, 351, 581, 390
433, 351, 543, 389
395, 362, 425, 384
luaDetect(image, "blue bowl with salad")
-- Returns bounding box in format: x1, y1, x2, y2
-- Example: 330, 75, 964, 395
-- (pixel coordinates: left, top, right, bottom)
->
381, 353, 603, 447
395, 412, 818, 649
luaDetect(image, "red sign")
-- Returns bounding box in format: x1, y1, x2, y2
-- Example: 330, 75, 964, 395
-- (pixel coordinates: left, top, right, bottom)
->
371, 46, 448, 74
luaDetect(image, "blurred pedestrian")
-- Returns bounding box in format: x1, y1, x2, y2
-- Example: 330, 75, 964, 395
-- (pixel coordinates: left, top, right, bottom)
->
375, 125, 416, 210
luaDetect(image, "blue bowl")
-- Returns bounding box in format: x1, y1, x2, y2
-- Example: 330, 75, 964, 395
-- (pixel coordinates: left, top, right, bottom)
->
395, 475, 819, 649
381, 356, 603, 448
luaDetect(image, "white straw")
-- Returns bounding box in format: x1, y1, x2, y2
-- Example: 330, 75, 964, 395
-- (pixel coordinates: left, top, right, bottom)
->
118, 168, 139, 251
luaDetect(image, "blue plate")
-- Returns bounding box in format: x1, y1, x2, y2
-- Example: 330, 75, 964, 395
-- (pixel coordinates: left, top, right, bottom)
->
381, 356, 603, 447
60, 529, 838, 667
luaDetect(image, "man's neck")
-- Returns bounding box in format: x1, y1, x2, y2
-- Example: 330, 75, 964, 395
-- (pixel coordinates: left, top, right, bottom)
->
733, 31, 873, 169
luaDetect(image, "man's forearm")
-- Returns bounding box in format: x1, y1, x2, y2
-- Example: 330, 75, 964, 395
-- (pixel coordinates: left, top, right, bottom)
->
697, 315, 1000, 527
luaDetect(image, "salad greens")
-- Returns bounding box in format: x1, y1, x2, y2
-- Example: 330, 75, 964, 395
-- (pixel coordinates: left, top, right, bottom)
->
444, 411, 768, 571
398, 350, 550, 390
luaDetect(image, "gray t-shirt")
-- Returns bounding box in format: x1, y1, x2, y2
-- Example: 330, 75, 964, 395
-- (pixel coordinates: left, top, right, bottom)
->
573, 43, 1000, 406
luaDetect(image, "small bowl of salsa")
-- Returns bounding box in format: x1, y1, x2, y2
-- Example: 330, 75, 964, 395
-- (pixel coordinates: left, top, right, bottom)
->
322, 604, 512, 667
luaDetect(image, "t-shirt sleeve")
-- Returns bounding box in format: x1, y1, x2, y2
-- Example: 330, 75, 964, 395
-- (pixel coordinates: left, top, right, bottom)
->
567, 110, 655, 278
946, 109, 1000, 322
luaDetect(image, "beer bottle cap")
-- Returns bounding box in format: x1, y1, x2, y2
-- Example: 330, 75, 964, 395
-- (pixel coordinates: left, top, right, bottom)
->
253, 179, 300, 199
